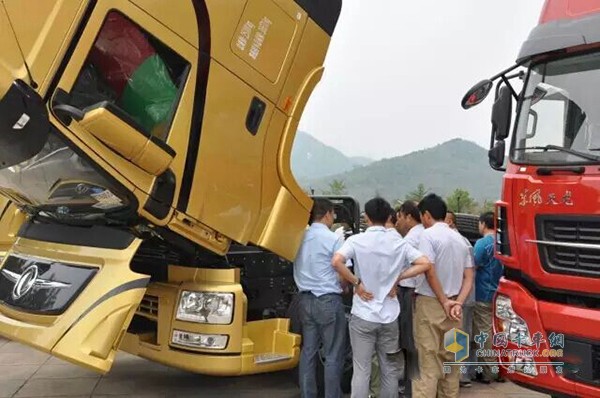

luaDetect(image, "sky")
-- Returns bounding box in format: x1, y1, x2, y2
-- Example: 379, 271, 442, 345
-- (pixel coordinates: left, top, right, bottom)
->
298, 0, 546, 160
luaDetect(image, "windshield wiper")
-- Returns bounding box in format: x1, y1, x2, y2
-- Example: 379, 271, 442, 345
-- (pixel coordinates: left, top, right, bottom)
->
514, 145, 600, 162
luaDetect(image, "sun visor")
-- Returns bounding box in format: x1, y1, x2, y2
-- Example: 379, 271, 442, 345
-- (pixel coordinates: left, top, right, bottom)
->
517, 12, 600, 63
0, 80, 50, 169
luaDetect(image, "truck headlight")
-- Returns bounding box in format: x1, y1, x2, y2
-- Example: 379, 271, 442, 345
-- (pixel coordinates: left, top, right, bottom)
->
495, 295, 533, 346
176, 291, 234, 324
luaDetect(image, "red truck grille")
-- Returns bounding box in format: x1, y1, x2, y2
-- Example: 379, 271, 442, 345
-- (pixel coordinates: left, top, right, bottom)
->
535, 216, 600, 277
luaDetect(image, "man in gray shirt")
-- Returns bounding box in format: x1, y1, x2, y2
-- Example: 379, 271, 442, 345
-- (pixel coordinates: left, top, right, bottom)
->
412, 194, 474, 398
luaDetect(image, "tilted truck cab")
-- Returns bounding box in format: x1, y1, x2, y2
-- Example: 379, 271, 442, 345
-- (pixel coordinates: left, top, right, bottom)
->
463, 0, 600, 396
0, 0, 343, 375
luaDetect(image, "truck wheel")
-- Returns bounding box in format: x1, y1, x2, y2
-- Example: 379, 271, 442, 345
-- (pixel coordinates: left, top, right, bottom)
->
455, 213, 481, 245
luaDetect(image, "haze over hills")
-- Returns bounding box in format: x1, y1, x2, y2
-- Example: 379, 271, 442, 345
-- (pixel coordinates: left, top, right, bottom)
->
292, 136, 502, 206
291, 131, 373, 180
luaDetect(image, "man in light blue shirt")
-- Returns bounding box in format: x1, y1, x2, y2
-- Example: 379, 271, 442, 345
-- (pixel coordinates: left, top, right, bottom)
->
294, 198, 346, 398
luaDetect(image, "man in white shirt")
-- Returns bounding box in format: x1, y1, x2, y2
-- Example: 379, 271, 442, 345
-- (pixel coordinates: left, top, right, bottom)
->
332, 198, 432, 398
412, 195, 474, 398
370, 209, 401, 397
395, 200, 425, 396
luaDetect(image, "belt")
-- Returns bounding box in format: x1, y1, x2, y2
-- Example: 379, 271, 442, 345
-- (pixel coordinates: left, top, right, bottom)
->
416, 293, 458, 300
299, 291, 341, 296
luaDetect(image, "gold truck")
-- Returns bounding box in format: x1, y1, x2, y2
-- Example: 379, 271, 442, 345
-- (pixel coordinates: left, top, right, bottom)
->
0, 0, 347, 382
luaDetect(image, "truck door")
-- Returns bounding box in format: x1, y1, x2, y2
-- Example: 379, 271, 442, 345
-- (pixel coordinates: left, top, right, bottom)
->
47, 1, 199, 225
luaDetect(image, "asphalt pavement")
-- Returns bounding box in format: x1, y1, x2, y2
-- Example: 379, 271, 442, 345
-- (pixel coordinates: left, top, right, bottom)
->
0, 337, 549, 397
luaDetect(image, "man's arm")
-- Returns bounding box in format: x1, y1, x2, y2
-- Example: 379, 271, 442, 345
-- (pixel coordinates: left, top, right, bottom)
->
332, 253, 373, 301
455, 267, 474, 306
397, 255, 431, 283
473, 239, 486, 268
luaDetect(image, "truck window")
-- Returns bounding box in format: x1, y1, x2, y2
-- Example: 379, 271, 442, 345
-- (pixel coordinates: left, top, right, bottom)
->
70, 11, 189, 141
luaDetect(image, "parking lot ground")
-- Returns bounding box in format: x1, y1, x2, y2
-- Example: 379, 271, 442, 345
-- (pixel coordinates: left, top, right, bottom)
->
0, 337, 549, 397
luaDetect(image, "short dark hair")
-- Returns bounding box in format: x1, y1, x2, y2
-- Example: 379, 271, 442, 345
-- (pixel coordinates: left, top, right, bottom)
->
479, 211, 495, 230
389, 208, 397, 225
364, 197, 393, 224
446, 210, 456, 224
398, 201, 421, 223
418, 194, 447, 221
310, 198, 334, 223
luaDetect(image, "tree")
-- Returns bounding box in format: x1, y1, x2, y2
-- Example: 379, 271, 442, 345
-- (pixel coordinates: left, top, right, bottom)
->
405, 183, 429, 202
446, 188, 477, 214
478, 199, 496, 214
322, 179, 347, 195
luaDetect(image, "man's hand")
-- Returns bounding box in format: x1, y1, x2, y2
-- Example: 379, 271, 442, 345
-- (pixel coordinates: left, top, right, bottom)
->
388, 285, 398, 298
355, 283, 374, 301
450, 303, 462, 321
340, 280, 351, 295
443, 299, 462, 321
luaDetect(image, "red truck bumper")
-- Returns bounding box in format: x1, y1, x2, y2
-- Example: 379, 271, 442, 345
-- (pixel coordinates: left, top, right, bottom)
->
492, 278, 600, 398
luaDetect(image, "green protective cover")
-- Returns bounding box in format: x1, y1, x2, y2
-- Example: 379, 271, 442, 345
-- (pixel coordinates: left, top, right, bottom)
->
119, 54, 178, 136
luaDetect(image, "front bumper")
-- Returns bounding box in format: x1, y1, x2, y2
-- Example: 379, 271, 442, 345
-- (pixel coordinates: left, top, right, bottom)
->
494, 278, 600, 398
120, 281, 300, 376
121, 328, 299, 376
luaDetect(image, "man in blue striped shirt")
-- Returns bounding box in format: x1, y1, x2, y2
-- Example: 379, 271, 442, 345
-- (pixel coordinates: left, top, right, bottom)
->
294, 198, 347, 398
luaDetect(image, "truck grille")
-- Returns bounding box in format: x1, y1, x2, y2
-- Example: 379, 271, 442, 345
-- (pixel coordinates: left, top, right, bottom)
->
137, 295, 159, 319
535, 216, 600, 277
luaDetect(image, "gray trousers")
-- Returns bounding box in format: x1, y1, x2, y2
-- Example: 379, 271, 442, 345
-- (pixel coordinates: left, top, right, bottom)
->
349, 315, 401, 398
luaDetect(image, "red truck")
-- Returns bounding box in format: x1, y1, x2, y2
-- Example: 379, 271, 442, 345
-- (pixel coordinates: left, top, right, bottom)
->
462, 1, 600, 397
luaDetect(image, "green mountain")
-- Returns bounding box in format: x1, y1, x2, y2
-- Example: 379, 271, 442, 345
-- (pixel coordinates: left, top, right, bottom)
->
302, 138, 502, 206
291, 131, 372, 180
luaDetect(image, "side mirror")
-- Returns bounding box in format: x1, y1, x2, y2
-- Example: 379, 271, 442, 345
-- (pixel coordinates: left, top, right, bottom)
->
489, 140, 506, 170
461, 80, 493, 109
0, 80, 50, 169
526, 109, 538, 139
79, 102, 175, 176
491, 86, 513, 140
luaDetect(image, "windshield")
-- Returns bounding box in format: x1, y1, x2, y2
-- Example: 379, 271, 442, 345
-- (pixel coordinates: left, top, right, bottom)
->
0, 129, 131, 222
513, 51, 600, 165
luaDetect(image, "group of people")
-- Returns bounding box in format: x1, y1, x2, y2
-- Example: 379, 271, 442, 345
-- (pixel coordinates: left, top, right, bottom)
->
293, 194, 503, 398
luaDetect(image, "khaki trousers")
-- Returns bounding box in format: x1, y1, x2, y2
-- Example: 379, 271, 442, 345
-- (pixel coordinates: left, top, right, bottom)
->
473, 301, 495, 381
412, 295, 461, 398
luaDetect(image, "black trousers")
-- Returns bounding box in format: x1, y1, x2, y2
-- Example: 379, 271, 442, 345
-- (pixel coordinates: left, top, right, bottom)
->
399, 286, 418, 396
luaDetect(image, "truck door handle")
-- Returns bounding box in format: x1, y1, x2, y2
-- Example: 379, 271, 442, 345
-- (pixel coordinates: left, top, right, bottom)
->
53, 104, 84, 122
51, 88, 84, 123
246, 97, 266, 136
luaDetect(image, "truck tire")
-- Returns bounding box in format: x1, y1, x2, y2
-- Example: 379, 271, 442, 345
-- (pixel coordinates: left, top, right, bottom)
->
287, 294, 353, 395
455, 213, 481, 245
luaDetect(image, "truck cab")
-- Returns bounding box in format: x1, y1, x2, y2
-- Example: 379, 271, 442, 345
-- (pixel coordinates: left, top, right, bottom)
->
463, 1, 600, 396
0, 0, 343, 375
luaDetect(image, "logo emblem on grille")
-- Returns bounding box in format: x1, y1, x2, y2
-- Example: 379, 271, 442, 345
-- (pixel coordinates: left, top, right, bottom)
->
12, 265, 38, 299
1, 263, 71, 300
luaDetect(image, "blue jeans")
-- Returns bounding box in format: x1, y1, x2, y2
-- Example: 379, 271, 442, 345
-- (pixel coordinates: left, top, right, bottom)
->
299, 293, 347, 398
